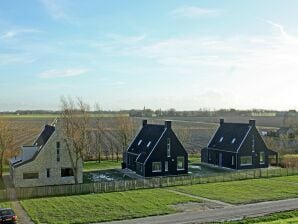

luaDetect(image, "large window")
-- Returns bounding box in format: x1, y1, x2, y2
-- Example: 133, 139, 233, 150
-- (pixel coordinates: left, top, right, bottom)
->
260, 152, 265, 164
167, 138, 171, 157
240, 156, 252, 166
152, 162, 161, 172
177, 157, 185, 170
23, 173, 39, 180
61, 168, 74, 177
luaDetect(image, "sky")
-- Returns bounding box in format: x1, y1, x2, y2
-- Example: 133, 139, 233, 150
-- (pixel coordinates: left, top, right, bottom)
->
0, 0, 298, 111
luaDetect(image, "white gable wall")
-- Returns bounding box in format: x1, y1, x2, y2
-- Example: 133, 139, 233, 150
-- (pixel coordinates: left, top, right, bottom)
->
11, 128, 83, 188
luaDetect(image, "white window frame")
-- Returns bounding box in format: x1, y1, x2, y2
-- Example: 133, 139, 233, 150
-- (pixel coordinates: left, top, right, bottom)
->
259, 151, 265, 164
219, 137, 224, 142
138, 140, 142, 146
177, 157, 185, 170
240, 156, 253, 166
152, 162, 162, 172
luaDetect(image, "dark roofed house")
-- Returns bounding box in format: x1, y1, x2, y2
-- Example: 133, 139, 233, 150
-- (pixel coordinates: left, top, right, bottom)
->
201, 119, 278, 170
123, 120, 188, 177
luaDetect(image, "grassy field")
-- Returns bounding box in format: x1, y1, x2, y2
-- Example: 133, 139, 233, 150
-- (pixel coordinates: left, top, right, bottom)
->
21, 188, 201, 224
83, 160, 121, 171
228, 210, 298, 224
172, 176, 298, 205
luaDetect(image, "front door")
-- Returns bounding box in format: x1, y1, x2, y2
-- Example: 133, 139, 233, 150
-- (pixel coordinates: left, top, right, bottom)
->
219, 153, 223, 167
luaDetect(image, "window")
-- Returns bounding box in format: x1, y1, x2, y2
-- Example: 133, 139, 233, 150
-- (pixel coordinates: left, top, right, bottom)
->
177, 157, 185, 170
231, 156, 235, 166
219, 137, 224, 142
56, 141, 60, 162
138, 140, 142, 146
165, 161, 168, 172
208, 151, 211, 161
167, 138, 171, 157
46, 168, 50, 178
240, 156, 252, 166
152, 162, 161, 172
260, 152, 265, 164
147, 141, 151, 148
61, 168, 74, 177
231, 138, 236, 144
23, 173, 39, 179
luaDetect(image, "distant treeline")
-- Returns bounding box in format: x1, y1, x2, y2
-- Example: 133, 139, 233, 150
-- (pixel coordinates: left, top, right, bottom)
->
1, 109, 296, 118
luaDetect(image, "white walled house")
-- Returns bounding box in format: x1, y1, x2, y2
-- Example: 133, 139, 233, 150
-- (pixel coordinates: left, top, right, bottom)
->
9, 120, 83, 188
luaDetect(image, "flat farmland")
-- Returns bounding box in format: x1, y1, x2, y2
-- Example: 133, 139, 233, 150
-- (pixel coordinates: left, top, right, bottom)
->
1, 115, 292, 158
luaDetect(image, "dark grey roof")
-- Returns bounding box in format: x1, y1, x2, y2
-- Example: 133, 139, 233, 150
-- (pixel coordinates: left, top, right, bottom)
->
34, 125, 55, 148
10, 124, 56, 167
127, 124, 166, 163
208, 123, 251, 152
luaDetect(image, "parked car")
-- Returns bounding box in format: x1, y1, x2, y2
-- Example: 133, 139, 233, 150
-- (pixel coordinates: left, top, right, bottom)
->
0, 208, 17, 223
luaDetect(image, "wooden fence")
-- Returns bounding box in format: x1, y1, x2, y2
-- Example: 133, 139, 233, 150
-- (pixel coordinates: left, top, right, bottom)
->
2, 167, 298, 201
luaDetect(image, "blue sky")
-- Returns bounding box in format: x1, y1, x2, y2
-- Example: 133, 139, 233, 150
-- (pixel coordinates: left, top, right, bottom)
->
1, 0, 298, 111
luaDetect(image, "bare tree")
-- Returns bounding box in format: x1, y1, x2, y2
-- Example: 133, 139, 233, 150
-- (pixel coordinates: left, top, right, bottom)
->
0, 120, 14, 177
60, 97, 90, 184
94, 103, 104, 163
177, 127, 191, 147
117, 116, 135, 153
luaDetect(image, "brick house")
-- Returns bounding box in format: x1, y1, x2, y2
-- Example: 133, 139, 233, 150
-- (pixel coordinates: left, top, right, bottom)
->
9, 120, 83, 187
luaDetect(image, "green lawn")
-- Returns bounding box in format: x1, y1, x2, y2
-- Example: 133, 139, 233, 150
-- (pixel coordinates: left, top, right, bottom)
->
227, 210, 298, 224
21, 189, 201, 224
172, 176, 298, 205
0, 201, 12, 208
83, 160, 121, 171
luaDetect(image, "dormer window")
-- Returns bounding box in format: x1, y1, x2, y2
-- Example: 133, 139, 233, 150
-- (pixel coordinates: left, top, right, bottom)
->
138, 140, 142, 146
147, 141, 151, 148
231, 138, 236, 144
219, 137, 224, 143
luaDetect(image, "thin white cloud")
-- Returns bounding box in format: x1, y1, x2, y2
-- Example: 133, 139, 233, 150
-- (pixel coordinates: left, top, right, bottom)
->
38, 68, 89, 78
170, 6, 223, 18
259, 18, 289, 39
40, 0, 70, 22
0, 28, 41, 39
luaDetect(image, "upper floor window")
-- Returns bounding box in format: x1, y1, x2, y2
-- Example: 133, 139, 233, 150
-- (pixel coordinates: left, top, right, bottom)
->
167, 138, 171, 157
138, 140, 142, 146
231, 138, 236, 144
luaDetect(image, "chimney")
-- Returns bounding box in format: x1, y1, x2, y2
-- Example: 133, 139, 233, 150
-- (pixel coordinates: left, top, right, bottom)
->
165, 120, 172, 129
142, 120, 147, 127
249, 119, 256, 126
220, 118, 224, 125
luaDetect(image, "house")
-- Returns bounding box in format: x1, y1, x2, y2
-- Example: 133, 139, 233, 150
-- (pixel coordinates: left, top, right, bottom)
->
9, 120, 83, 187
201, 119, 278, 170
123, 120, 188, 177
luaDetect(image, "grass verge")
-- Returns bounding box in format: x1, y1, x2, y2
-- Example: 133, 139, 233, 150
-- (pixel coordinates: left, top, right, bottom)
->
227, 210, 298, 223
172, 176, 298, 204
